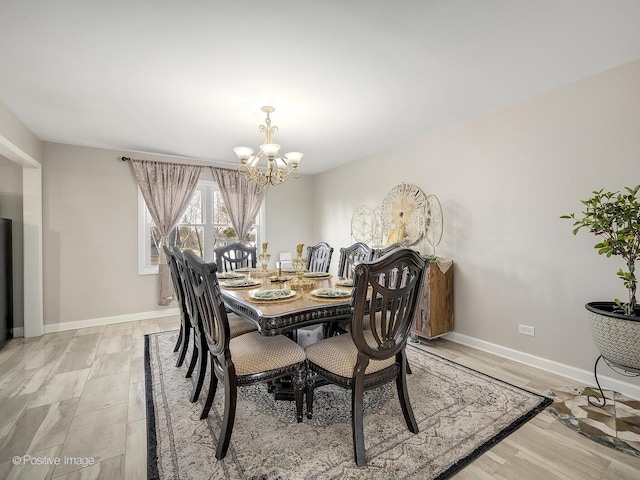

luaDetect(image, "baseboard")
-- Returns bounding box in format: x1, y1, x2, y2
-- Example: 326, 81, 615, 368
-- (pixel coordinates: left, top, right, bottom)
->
10, 327, 24, 338
444, 332, 640, 400
42, 308, 180, 334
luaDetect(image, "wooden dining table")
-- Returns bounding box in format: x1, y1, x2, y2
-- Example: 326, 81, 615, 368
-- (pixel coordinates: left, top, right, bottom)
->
219, 270, 354, 336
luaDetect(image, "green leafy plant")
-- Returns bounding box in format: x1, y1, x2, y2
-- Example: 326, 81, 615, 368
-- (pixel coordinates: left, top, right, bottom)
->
561, 185, 640, 316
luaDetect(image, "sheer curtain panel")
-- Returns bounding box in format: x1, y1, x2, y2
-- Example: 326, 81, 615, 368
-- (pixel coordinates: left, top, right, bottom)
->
210, 167, 266, 242
130, 159, 203, 305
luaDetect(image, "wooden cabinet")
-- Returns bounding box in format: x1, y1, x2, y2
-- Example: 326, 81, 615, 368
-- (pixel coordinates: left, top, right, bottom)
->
412, 260, 453, 339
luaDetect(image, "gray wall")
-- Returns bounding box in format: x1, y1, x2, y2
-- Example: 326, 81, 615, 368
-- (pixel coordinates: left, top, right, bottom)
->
42, 143, 164, 325
40, 143, 313, 326
313, 59, 640, 379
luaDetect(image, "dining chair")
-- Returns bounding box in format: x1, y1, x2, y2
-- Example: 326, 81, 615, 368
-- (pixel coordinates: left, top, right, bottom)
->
182, 249, 307, 460
372, 242, 407, 260
171, 247, 257, 402
306, 242, 334, 273
336, 242, 374, 279
163, 245, 190, 368
304, 248, 428, 466
214, 242, 257, 272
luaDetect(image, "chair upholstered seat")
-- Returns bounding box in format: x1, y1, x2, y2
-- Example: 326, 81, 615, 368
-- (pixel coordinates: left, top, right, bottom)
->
304, 332, 395, 378
228, 313, 258, 338
231, 331, 306, 376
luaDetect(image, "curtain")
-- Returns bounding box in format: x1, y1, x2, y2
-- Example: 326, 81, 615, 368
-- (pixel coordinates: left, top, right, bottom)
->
210, 167, 267, 242
130, 159, 203, 305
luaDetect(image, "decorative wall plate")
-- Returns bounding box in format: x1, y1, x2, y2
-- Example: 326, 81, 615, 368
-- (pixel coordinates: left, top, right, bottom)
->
350, 204, 377, 245
381, 183, 427, 246
426, 194, 443, 252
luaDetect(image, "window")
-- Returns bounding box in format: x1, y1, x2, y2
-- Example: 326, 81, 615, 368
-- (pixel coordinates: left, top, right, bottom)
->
138, 180, 265, 274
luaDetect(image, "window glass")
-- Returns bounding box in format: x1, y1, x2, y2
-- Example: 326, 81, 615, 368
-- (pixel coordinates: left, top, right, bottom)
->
138, 181, 263, 274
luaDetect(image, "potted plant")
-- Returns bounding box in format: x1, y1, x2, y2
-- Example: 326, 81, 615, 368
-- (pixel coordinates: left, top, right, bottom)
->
562, 185, 640, 389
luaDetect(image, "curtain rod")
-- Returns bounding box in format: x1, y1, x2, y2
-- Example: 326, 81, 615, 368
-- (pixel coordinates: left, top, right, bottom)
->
120, 156, 235, 171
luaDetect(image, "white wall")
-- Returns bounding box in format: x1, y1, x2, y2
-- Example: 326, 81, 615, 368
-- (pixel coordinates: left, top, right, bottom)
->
314, 60, 640, 381
264, 174, 315, 266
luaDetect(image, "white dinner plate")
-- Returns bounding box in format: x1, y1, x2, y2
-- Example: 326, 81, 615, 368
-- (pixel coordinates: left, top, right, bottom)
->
303, 272, 331, 278
221, 279, 261, 288
248, 289, 296, 300
217, 272, 245, 279
310, 288, 352, 299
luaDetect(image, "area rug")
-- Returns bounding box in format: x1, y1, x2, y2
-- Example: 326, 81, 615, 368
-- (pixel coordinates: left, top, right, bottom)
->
545, 386, 640, 457
145, 331, 551, 479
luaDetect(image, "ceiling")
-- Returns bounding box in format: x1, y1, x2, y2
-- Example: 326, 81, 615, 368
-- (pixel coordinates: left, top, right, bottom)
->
1, 1, 640, 175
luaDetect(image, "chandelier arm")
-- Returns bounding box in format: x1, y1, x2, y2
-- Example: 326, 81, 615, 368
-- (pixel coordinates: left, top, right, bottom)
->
241, 167, 270, 187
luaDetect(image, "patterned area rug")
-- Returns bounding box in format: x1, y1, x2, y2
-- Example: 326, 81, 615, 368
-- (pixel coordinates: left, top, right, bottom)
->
145, 331, 551, 479
546, 386, 640, 457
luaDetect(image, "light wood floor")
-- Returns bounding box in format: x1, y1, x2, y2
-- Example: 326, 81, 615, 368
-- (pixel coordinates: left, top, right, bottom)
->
0, 316, 638, 479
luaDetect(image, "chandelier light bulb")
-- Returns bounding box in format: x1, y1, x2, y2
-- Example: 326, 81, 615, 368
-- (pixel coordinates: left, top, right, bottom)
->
233, 147, 254, 162
260, 143, 281, 158
284, 152, 303, 166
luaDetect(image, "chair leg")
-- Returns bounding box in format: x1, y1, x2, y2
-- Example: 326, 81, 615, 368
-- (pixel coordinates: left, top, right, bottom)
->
406, 358, 412, 375
351, 359, 368, 467
396, 351, 418, 433
200, 353, 218, 419
189, 333, 207, 403
293, 368, 305, 423
175, 322, 191, 367
305, 369, 316, 420
185, 329, 198, 378
216, 367, 238, 460
173, 322, 183, 352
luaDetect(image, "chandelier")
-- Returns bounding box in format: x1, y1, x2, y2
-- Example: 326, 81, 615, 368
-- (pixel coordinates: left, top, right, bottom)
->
233, 106, 303, 186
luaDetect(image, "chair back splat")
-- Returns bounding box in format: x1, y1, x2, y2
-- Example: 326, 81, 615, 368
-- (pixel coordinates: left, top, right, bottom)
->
304, 248, 428, 466
214, 242, 257, 272
352, 249, 425, 361
306, 242, 334, 273
372, 242, 407, 260
337, 242, 374, 279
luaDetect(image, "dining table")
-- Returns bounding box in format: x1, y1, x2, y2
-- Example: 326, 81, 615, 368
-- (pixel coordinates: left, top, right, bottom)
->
218, 269, 356, 401
219, 269, 354, 337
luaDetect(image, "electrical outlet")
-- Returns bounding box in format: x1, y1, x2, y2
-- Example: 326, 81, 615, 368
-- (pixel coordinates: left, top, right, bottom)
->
518, 324, 535, 336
